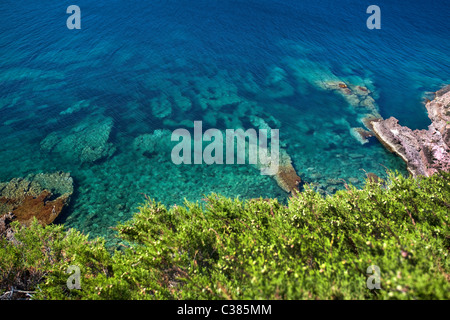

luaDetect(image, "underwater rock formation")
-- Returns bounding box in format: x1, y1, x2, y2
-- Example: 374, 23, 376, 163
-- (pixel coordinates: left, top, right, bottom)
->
193, 74, 243, 111
59, 99, 91, 116
0, 172, 74, 226
350, 127, 374, 145
249, 114, 282, 140
172, 90, 192, 112
151, 94, 173, 119
317, 80, 382, 145
319, 80, 381, 120
263, 66, 295, 99
133, 129, 173, 157
274, 150, 302, 194
370, 85, 450, 177
41, 116, 116, 163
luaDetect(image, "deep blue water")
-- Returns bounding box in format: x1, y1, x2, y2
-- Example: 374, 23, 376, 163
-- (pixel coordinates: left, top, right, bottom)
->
0, 0, 449, 242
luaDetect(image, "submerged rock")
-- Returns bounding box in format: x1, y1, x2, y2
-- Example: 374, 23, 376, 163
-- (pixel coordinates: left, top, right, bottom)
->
133, 129, 173, 157
0, 172, 74, 226
194, 75, 242, 111
319, 80, 381, 129
41, 116, 116, 164
263, 66, 295, 99
232, 129, 301, 194
172, 90, 192, 112
316, 78, 383, 147
59, 99, 91, 116
151, 95, 173, 119
350, 127, 374, 145
370, 86, 450, 177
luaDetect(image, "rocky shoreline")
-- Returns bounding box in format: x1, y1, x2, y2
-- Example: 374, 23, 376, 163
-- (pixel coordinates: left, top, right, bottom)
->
370, 85, 450, 177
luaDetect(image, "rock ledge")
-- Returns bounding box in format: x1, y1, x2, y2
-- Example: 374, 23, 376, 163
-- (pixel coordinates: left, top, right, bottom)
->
370, 85, 450, 177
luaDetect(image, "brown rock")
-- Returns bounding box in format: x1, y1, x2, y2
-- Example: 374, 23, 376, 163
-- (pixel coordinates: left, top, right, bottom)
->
4, 191, 70, 226
357, 86, 368, 92
0, 172, 73, 226
351, 127, 374, 144
273, 150, 301, 194
370, 87, 450, 177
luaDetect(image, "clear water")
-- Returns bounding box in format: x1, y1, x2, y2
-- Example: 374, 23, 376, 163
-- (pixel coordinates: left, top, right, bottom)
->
0, 0, 449, 244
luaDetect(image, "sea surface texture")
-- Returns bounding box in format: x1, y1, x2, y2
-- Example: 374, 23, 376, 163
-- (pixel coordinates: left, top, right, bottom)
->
0, 0, 449, 242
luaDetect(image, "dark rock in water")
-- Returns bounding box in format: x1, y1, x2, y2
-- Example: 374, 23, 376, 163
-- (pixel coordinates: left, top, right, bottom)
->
357, 86, 368, 92
310, 172, 323, 180
350, 127, 374, 145
370, 87, 450, 177
0, 172, 73, 226
272, 150, 302, 194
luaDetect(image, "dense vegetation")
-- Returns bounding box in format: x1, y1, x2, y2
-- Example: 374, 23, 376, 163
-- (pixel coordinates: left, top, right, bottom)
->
1, 171, 449, 300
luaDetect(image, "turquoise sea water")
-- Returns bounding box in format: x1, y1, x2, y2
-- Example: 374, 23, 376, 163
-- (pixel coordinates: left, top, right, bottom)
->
0, 1, 449, 243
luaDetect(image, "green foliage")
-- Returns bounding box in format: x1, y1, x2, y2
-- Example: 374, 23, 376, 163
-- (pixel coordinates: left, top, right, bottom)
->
0, 219, 112, 299
1, 171, 449, 299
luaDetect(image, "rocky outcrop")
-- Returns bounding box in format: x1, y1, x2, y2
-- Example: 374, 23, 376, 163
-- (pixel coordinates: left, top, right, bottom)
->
274, 150, 301, 194
319, 81, 381, 120
318, 80, 382, 145
0, 172, 74, 226
350, 127, 374, 145
59, 99, 91, 116
370, 85, 450, 177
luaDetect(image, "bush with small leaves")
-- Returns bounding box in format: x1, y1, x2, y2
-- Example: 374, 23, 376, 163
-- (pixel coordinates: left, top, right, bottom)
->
1, 171, 449, 300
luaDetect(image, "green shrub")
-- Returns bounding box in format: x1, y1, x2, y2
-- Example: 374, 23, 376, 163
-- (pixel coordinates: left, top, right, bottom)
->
0, 220, 112, 299
1, 171, 449, 299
